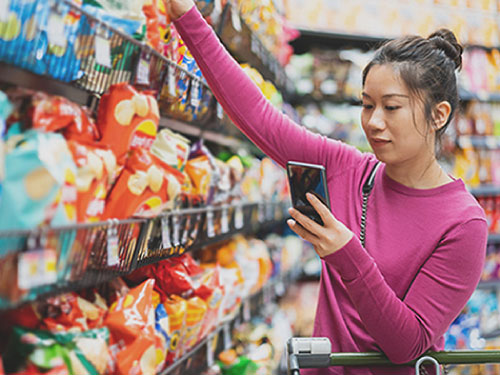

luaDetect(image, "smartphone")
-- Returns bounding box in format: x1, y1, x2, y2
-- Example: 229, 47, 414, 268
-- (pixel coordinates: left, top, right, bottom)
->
286, 161, 331, 225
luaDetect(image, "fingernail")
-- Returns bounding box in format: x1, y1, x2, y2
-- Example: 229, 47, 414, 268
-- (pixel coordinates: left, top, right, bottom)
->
287, 219, 294, 226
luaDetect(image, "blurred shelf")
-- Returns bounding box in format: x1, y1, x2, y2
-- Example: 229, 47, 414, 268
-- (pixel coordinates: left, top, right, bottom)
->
459, 87, 500, 103
0, 201, 288, 310
481, 328, 500, 339
218, 2, 295, 97
470, 185, 500, 196
457, 136, 500, 150
290, 28, 388, 54
477, 280, 500, 290
289, 92, 362, 106
489, 234, 500, 245
160, 266, 301, 375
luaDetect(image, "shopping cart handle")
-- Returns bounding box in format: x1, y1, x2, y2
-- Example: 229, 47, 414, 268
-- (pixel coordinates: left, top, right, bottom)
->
287, 337, 500, 373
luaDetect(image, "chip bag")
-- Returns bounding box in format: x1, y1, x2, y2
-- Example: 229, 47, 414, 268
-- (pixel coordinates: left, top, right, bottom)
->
0, 130, 77, 253
103, 148, 184, 219
67, 140, 117, 222
151, 128, 190, 172
105, 279, 163, 375
196, 265, 224, 341
182, 296, 207, 353
163, 295, 187, 364
97, 83, 160, 164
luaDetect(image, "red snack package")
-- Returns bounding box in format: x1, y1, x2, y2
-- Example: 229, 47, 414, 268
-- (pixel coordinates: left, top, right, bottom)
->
106, 279, 163, 375
103, 148, 184, 219
143, 1, 163, 52
169, 253, 204, 276
97, 83, 160, 164
154, 259, 195, 298
67, 140, 118, 222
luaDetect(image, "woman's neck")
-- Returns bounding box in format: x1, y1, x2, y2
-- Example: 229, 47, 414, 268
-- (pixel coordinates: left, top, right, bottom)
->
384, 158, 453, 189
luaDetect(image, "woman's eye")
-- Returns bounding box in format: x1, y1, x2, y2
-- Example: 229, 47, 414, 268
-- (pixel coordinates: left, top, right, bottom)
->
385, 106, 400, 111
362, 104, 373, 110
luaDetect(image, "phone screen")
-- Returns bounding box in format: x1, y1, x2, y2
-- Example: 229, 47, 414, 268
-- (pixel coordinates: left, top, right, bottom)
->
287, 162, 330, 225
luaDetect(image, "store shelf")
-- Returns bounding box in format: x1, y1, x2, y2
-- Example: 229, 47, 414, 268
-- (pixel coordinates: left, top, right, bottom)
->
457, 136, 500, 150
290, 28, 388, 54
477, 279, 500, 290
218, 2, 295, 97
289, 92, 362, 106
0, 201, 288, 310
489, 234, 500, 245
470, 185, 500, 197
459, 88, 500, 103
159, 266, 301, 375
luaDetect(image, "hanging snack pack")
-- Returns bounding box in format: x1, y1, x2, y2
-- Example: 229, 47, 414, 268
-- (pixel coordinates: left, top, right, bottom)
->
0, 131, 77, 253
151, 128, 190, 172
181, 296, 207, 353
105, 279, 163, 375
163, 295, 187, 364
97, 83, 160, 164
103, 147, 184, 219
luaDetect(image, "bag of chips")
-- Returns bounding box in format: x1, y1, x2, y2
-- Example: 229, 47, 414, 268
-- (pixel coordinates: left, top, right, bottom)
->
181, 296, 207, 353
163, 295, 187, 364
97, 83, 159, 164
151, 128, 190, 172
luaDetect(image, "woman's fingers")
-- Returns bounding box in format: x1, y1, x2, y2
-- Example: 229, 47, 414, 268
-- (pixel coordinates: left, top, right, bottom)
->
288, 207, 323, 235
287, 219, 319, 244
306, 193, 334, 227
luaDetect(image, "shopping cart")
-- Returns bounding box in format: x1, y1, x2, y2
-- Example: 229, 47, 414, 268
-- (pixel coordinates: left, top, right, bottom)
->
287, 337, 500, 375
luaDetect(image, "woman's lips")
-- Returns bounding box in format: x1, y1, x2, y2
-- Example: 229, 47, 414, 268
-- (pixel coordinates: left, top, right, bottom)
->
371, 138, 391, 147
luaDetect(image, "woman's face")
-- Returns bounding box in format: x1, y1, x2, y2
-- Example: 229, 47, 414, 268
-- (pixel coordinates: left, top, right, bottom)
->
361, 64, 434, 168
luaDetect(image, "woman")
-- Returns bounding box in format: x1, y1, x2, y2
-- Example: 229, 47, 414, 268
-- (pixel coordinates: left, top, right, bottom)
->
165, 1, 488, 373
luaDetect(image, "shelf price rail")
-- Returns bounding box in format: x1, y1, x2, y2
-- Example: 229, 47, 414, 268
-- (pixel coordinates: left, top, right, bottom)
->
0, 201, 288, 310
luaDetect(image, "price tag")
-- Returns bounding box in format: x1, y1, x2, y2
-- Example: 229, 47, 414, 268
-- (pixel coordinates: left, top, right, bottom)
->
135, 55, 150, 85
251, 35, 259, 55
47, 14, 66, 48
206, 334, 215, 367
230, 3, 242, 32
0, 1, 10, 22
221, 206, 229, 233
216, 102, 224, 120
223, 323, 232, 350
190, 214, 201, 241
168, 64, 176, 97
18, 249, 57, 290
172, 214, 180, 247
258, 202, 265, 223
181, 215, 191, 245
190, 79, 201, 108
161, 216, 172, 249
206, 208, 215, 238
107, 226, 119, 266
266, 202, 274, 220
243, 299, 251, 322
95, 35, 112, 68
234, 206, 244, 229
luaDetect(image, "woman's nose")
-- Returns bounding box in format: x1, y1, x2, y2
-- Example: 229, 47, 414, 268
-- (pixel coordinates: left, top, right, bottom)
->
367, 108, 385, 130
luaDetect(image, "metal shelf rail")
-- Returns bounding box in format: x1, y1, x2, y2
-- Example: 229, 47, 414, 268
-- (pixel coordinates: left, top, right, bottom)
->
0, 201, 288, 310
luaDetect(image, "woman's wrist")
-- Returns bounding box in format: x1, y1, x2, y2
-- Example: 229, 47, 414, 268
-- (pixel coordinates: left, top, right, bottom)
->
167, 0, 196, 20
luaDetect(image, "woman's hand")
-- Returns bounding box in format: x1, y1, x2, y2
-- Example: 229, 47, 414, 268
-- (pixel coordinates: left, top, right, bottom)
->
287, 193, 353, 258
164, 0, 195, 20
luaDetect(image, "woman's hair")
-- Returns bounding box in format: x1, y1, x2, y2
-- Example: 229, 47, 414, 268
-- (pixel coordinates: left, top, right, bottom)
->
362, 28, 463, 150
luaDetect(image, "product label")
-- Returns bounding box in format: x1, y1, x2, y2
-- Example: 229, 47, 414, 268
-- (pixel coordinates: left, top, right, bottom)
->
18, 249, 57, 290
172, 214, 180, 247
190, 79, 201, 108
162, 216, 172, 249
206, 208, 215, 238
136, 55, 151, 85
107, 227, 119, 266
168, 64, 176, 97
95, 36, 112, 68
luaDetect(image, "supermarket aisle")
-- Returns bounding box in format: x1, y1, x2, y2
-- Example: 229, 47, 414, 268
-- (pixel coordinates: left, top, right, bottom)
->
0, 0, 500, 375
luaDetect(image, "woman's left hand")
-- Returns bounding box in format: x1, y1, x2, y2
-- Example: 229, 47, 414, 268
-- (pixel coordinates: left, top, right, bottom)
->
287, 193, 353, 258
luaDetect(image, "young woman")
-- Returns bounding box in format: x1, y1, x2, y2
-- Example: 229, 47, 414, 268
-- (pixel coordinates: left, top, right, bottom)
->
165, 1, 488, 373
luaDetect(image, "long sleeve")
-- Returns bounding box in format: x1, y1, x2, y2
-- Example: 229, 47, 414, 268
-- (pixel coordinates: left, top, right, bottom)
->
173, 7, 364, 173
323, 218, 488, 364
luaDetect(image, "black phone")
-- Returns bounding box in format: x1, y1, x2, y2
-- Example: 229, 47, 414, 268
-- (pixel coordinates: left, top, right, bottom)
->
286, 161, 331, 225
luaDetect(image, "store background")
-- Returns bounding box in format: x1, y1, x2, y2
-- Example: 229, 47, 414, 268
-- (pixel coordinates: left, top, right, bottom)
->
0, 0, 499, 374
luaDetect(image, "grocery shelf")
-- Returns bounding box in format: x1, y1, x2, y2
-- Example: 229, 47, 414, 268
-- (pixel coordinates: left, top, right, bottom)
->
218, 2, 295, 97
477, 279, 500, 290
459, 88, 500, 103
289, 92, 362, 106
470, 185, 500, 197
0, 201, 288, 310
489, 234, 500, 245
457, 136, 500, 150
159, 266, 301, 375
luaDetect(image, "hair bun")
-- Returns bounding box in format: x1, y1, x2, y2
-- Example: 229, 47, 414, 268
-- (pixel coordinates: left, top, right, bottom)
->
427, 29, 463, 70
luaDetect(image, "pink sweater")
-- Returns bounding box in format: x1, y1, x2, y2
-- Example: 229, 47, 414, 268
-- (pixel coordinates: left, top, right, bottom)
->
174, 7, 488, 374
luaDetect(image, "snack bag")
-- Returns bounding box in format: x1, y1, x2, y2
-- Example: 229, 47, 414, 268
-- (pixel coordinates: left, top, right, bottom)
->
163, 295, 187, 364
182, 296, 207, 353
67, 140, 117, 222
154, 259, 195, 298
154, 303, 170, 372
142, 0, 163, 52
196, 265, 224, 340
0, 130, 77, 253
103, 147, 184, 219
97, 83, 159, 164
105, 279, 161, 375
4, 326, 111, 375
151, 128, 191, 171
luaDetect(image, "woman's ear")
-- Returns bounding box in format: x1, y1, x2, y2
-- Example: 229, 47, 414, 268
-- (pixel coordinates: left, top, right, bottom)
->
432, 101, 452, 131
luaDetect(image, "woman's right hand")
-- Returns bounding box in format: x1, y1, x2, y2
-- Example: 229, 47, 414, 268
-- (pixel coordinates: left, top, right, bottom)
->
164, 0, 195, 20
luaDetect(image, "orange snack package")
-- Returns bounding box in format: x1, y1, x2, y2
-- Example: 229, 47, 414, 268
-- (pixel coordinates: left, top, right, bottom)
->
105, 279, 163, 375
163, 295, 187, 364
196, 266, 224, 341
66, 140, 118, 222
97, 83, 160, 164
182, 296, 207, 353
103, 148, 184, 219
184, 155, 213, 202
